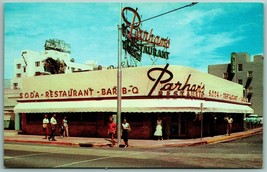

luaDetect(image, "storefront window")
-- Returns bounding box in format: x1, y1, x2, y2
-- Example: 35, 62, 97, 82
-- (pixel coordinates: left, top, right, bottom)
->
66, 113, 97, 122
123, 113, 144, 123
81, 113, 97, 122
26, 113, 43, 124
26, 113, 98, 124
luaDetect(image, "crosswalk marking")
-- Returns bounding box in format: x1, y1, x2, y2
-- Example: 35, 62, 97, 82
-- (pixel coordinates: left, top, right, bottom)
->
4, 152, 52, 160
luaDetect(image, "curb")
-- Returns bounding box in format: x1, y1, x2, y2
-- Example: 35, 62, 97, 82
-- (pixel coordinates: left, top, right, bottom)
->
164, 128, 263, 147
207, 129, 263, 144
163, 141, 207, 147
4, 139, 81, 147
4, 139, 110, 148
4, 128, 262, 148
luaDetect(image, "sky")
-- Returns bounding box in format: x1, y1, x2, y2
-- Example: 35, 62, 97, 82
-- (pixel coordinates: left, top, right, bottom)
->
4, 1, 264, 79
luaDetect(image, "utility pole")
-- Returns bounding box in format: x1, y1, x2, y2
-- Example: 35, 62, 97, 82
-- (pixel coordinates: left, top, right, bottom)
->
117, 3, 122, 147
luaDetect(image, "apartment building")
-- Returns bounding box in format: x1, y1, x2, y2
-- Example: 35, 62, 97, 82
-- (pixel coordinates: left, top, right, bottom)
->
208, 52, 263, 116
11, 39, 96, 89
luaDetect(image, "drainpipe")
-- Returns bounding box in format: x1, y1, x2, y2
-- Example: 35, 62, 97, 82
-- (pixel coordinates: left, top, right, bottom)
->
200, 103, 203, 140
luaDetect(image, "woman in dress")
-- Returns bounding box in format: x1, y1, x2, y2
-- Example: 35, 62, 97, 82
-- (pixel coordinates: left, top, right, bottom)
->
154, 117, 163, 141
63, 116, 69, 137
42, 114, 49, 139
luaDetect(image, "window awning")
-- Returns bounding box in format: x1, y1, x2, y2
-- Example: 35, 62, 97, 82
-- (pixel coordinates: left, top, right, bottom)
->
14, 99, 254, 114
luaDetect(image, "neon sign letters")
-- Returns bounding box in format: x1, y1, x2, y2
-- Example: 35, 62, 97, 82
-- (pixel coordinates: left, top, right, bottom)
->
121, 7, 170, 48
147, 64, 205, 98
121, 7, 170, 61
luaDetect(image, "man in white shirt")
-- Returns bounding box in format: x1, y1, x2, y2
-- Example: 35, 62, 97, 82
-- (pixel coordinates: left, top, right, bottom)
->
48, 114, 57, 141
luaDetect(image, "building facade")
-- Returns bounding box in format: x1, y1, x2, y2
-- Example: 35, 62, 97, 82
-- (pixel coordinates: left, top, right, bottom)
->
14, 64, 253, 139
4, 79, 20, 129
6, 39, 107, 130
208, 52, 263, 116
11, 39, 98, 90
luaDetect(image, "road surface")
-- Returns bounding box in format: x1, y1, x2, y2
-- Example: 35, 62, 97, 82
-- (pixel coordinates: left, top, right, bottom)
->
4, 133, 263, 168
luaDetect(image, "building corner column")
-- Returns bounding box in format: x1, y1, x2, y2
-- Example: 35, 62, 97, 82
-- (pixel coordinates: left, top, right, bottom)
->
15, 113, 21, 131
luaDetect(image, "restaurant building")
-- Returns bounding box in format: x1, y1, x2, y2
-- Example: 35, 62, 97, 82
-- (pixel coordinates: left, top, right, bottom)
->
14, 63, 253, 139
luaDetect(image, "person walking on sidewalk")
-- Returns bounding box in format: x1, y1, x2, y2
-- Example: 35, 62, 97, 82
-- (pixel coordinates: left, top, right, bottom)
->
60, 120, 64, 137
48, 114, 57, 141
42, 114, 49, 139
63, 116, 69, 137
122, 118, 131, 148
154, 117, 163, 141
108, 116, 117, 147
226, 115, 233, 136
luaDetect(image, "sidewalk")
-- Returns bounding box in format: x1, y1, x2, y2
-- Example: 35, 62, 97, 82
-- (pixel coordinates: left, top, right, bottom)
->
4, 127, 263, 148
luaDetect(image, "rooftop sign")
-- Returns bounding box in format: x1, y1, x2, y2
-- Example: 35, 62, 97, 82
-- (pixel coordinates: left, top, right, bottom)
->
121, 7, 170, 61
44, 39, 71, 54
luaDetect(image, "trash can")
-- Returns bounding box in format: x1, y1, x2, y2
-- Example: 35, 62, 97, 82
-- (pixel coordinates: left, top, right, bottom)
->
4, 115, 11, 129
4, 120, 10, 129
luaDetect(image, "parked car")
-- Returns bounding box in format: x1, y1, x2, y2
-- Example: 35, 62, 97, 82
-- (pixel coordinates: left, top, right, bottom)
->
244, 114, 263, 124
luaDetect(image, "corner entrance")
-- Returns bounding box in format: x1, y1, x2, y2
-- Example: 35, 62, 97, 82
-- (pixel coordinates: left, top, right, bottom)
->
170, 113, 187, 138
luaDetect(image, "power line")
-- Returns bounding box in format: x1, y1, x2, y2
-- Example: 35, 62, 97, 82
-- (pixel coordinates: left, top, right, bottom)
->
141, 2, 198, 23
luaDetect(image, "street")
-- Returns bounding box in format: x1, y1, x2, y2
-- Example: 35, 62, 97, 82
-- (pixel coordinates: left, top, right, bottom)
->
4, 133, 263, 169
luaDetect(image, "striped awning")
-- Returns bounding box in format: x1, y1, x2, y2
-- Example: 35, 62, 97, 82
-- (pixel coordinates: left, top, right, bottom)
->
14, 99, 254, 114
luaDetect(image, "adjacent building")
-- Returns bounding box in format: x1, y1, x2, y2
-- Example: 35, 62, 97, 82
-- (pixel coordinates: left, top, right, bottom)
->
11, 39, 98, 90
208, 52, 263, 116
5, 39, 103, 130
4, 79, 20, 129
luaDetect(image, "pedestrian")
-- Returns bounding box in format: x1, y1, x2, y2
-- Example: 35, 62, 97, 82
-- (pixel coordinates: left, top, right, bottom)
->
226, 115, 233, 135
60, 120, 64, 137
42, 114, 49, 139
210, 114, 216, 137
48, 114, 57, 141
107, 116, 117, 147
121, 118, 131, 148
154, 116, 163, 141
63, 116, 69, 137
